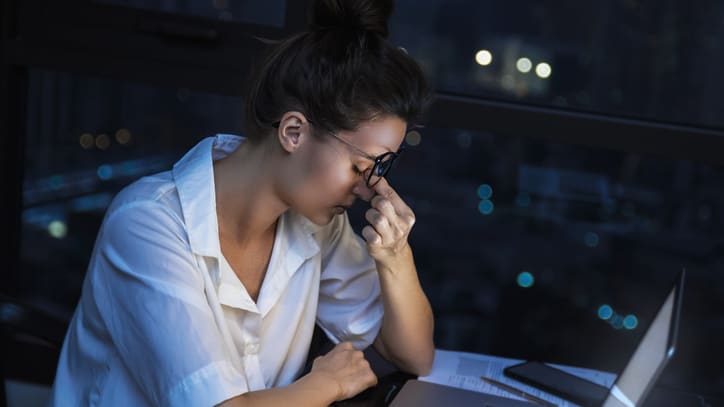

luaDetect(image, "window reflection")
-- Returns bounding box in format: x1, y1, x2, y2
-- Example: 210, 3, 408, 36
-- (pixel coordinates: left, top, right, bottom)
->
347, 125, 724, 395
390, 0, 724, 129
21, 69, 244, 317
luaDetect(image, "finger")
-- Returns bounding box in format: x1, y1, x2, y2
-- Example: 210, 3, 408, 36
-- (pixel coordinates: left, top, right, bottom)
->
361, 225, 381, 245
372, 196, 415, 237
371, 195, 397, 220
370, 372, 378, 387
336, 341, 354, 351
355, 357, 371, 374
328, 342, 353, 356
364, 370, 378, 388
370, 197, 409, 242
370, 176, 397, 200
365, 208, 392, 242
371, 177, 413, 218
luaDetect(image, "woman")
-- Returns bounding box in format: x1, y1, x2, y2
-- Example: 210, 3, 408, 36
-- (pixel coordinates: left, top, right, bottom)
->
48, 0, 435, 405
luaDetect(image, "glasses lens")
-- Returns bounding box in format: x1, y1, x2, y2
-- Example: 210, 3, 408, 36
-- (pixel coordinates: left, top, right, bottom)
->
367, 153, 396, 187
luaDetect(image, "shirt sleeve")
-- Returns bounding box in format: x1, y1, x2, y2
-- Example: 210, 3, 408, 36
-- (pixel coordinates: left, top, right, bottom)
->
91, 201, 247, 407
316, 214, 384, 350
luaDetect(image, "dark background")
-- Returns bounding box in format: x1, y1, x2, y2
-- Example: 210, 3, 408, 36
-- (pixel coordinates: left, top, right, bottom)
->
2, 0, 723, 403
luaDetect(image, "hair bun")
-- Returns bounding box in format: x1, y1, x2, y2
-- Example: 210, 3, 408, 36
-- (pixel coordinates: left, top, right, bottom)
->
309, 0, 394, 38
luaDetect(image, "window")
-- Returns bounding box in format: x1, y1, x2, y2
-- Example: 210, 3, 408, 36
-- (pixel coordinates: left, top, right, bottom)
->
5, 0, 724, 400
348, 125, 724, 395
20, 69, 244, 317
390, 0, 724, 129
94, 0, 287, 27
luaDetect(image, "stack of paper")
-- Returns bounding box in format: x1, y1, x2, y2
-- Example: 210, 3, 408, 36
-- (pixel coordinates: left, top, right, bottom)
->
418, 349, 617, 407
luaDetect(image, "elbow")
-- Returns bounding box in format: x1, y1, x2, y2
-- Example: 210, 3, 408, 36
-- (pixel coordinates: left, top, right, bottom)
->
405, 359, 433, 377
401, 345, 435, 376
416, 349, 435, 376
415, 335, 436, 375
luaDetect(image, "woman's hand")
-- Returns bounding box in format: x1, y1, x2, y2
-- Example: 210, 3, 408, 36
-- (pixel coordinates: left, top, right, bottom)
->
309, 341, 378, 401
358, 178, 435, 376
361, 178, 416, 266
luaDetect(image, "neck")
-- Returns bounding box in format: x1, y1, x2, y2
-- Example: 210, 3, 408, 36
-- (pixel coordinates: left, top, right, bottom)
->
213, 139, 288, 244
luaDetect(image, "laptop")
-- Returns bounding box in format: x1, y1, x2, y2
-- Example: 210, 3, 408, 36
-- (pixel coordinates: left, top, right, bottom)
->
599, 268, 684, 407
390, 269, 685, 407
389, 379, 536, 406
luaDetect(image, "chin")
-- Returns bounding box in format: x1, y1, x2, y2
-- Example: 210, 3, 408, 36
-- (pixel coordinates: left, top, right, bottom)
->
306, 208, 342, 226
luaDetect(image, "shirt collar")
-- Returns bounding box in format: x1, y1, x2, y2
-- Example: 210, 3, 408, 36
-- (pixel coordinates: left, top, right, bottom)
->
173, 134, 257, 258
172, 134, 322, 261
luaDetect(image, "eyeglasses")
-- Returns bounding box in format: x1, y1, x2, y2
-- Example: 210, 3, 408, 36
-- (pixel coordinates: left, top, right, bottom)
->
272, 120, 402, 188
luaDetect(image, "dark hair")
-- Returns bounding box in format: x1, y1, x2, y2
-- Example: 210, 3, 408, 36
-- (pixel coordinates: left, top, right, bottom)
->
244, 0, 432, 141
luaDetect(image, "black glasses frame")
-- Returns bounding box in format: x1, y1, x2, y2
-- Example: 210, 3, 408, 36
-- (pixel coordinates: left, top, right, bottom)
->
365, 150, 401, 187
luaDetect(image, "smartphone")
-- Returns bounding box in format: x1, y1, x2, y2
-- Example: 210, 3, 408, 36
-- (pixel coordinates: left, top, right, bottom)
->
503, 361, 609, 406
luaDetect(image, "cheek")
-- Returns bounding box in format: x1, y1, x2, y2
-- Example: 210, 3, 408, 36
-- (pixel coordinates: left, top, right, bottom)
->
310, 161, 354, 195
295, 151, 353, 201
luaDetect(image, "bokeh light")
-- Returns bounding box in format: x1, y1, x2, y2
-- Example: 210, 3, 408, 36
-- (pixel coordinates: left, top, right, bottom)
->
598, 304, 613, 320
79, 132, 94, 149
477, 184, 493, 200
516, 57, 532, 73
95, 133, 111, 150
115, 128, 132, 145
48, 220, 67, 239
478, 199, 494, 215
405, 130, 422, 146
517, 271, 535, 288
611, 314, 624, 329
535, 62, 552, 78
623, 315, 638, 330
97, 164, 113, 180
475, 50, 493, 66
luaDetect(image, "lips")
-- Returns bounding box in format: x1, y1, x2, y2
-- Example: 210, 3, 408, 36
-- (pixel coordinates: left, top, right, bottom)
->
333, 203, 353, 214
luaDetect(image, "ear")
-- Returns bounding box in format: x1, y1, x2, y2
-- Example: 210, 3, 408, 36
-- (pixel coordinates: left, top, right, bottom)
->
276, 111, 310, 153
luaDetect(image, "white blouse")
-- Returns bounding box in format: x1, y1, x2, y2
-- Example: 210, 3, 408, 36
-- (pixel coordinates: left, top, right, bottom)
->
48, 134, 383, 407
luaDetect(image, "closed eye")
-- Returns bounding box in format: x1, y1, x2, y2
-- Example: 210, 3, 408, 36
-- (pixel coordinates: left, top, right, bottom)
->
353, 164, 373, 177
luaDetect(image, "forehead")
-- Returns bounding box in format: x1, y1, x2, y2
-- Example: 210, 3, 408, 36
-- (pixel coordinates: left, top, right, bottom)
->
340, 116, 407, 155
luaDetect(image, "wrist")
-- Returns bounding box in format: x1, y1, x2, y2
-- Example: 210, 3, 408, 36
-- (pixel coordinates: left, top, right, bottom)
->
299, 370, 342, 403
374, 243, 414, 274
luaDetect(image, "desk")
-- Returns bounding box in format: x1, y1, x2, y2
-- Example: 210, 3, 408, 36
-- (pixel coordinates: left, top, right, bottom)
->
332, 348, 724, 407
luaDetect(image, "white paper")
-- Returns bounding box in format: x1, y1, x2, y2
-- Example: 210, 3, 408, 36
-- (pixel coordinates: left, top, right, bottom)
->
418, 349, 618, 406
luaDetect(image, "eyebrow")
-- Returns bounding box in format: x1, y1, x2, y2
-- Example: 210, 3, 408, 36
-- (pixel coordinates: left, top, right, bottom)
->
329, 133, 393, 161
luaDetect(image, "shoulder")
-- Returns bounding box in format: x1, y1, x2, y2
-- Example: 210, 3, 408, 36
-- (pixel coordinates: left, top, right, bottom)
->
106, 171, 182, 223
101, 171, 188, 243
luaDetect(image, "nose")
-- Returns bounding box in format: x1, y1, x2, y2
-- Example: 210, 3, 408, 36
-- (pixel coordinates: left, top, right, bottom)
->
352, 179, 376, 202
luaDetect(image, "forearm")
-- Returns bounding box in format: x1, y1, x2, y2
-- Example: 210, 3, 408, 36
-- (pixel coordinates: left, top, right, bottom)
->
374, 245, 435, 376
216, 372, 337, 407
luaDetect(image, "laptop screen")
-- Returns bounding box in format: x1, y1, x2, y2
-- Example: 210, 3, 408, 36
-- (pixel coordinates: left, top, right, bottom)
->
602, 271, 683, 407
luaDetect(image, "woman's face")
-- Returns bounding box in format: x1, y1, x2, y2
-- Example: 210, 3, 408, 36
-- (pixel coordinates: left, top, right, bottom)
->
283, 115, 407, 225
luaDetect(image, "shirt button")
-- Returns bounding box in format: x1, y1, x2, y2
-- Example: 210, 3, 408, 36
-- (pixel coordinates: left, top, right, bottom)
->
245, 343, 259, 355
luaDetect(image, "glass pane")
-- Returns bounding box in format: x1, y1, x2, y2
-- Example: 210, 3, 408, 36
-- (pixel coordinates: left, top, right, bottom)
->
94, 0, 286, 27
346, 126, 724, 397
21, 69, 244, 317
389, 0, 724, 129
